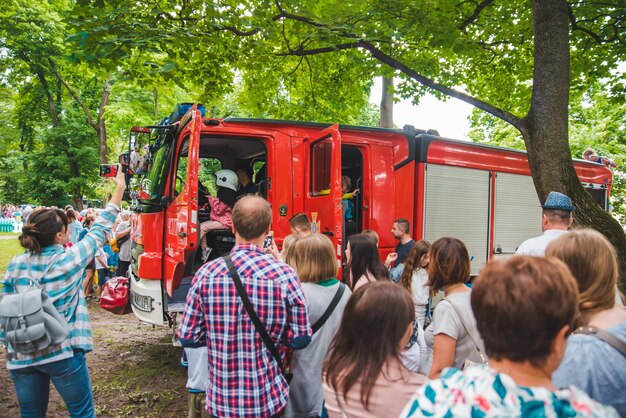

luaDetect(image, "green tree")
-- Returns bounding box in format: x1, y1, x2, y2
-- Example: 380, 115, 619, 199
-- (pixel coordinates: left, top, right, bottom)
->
0, 0, 100, 207
69, 0, 378, 125
70, 0, 626, 287
0, 0, 202, 207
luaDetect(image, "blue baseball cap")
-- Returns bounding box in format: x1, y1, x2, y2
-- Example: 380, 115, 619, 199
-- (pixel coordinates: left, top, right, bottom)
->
542, 191, 575, 211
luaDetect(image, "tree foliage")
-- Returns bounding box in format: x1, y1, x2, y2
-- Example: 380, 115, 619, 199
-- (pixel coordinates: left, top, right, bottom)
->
1, 0, 625, 283
69, 0, 379, 124
66, 0, 626, 284
0, 0, 380, 208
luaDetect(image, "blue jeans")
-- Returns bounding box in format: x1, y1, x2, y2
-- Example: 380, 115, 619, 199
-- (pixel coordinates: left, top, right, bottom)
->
9, 350, 96, 418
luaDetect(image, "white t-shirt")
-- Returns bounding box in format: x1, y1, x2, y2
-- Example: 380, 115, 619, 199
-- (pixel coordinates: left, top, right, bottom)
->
116, 220, 132, 262
94, 248, 108, 270
515, 229, 569, 256
425, 290, 485, 370
410, 268, 430, 308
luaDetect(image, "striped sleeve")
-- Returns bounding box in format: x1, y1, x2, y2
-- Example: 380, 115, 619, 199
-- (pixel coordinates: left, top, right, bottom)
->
68, 204, 118, 271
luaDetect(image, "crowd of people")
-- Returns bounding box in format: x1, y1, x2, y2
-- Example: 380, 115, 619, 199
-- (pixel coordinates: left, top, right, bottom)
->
178, 191, 625, 418
2, 175, 625, 417
0, 204, 33, 221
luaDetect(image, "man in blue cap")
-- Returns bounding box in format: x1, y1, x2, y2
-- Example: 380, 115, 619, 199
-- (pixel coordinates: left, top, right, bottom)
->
516, 191, 575, 256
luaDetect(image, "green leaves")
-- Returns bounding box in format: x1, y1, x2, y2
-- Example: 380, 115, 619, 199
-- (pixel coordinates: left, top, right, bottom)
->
1, 0, 625, 212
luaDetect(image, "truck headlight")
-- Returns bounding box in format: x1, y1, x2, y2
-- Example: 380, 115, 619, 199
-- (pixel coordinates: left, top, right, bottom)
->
131, 290, 154, 312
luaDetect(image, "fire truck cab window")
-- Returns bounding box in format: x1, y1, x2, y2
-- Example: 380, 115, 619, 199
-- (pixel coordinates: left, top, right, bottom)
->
174, 140, 189, 196
310, 136, 332, 195
341, 145, 363, 237
252, 160, 266, 198
190, 136, 266, 265
199, 158, 222, 197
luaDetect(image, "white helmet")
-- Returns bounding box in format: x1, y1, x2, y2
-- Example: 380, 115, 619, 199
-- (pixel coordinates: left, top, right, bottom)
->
215, 169, 238, 192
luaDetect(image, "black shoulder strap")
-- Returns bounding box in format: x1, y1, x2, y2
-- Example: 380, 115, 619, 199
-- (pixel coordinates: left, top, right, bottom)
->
223, 255, 292, 381
574, 326, 626, 358
312, 282, 346, 334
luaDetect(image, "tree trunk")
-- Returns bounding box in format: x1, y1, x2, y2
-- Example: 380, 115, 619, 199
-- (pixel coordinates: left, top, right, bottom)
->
527, 0, 626, 292
36, 71, 59, 127
69, 160, 83, 211
96, 77, 111, 164
52, 62, 112, 164
97, 119, 108, 164
380, 77, 394, 128
154, 88, 159, 118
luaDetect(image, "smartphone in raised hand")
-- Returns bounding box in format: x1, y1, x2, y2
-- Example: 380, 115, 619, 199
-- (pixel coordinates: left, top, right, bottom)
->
100, 164, 118, 178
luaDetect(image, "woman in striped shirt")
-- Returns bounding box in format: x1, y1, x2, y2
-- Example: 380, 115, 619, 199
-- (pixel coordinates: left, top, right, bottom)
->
1, 166, 126, 418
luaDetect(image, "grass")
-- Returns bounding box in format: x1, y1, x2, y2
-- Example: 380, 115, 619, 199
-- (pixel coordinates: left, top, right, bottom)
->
0, 236, 23, 275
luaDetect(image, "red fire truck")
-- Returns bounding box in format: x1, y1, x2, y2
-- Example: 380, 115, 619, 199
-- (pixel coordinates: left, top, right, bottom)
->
123, 104, 612, 326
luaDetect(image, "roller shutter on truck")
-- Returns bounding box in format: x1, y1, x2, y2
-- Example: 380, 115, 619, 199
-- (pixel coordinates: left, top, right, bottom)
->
423, 164, 490, 275
493, 173, 542, 258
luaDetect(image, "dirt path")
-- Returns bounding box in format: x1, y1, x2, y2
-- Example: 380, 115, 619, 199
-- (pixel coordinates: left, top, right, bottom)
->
0, 300, 188, 418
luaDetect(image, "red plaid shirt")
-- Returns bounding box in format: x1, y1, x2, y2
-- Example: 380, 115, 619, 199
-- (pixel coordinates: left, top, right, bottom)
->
178, 243, 311, 417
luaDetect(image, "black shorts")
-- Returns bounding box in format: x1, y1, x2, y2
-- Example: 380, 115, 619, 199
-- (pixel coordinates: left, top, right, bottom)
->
97, 268, 109, 286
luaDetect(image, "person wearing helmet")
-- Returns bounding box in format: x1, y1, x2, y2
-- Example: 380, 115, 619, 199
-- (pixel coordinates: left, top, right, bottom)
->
199, 169, 238, 262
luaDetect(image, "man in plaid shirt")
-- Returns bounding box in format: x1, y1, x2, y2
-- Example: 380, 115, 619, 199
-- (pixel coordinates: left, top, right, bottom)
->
179, 196, 312, 418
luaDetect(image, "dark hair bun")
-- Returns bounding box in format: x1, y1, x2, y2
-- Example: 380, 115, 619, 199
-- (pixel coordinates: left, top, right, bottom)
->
19, 232, 41, 254
18, 208, 68, 254
21, 224, 40, 236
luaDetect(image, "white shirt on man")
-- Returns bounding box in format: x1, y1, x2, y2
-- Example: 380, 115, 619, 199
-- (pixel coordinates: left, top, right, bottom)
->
515, 229, 569, 256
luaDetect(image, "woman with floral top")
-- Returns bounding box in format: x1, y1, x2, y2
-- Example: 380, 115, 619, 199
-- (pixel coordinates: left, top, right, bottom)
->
400, 256, 619, 418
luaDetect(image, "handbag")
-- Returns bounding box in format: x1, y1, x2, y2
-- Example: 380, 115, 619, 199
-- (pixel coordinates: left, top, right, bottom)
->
444, 297, 488, 369
0, 253, 69, 357
100, 277, 132, 315
223, 255, 293, 384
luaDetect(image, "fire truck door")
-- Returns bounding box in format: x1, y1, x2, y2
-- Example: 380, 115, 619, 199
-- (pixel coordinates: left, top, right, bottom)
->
163, 109, 201, 296
304, 125, 343, 263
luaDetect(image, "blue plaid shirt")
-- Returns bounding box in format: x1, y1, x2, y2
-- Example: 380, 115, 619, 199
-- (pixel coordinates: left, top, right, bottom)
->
1, 203, 119, 369
178, 243, 311, 417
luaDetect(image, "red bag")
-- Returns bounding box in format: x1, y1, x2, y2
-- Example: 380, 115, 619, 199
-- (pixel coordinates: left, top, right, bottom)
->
100, 277, 132, 315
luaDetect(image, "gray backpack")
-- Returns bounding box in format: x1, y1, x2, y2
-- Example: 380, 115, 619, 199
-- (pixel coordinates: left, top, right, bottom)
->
0, 253, 70, 357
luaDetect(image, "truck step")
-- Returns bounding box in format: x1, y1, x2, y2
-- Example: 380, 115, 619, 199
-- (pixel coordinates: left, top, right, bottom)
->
166, 276, 194, 312
167, 302, 186, 313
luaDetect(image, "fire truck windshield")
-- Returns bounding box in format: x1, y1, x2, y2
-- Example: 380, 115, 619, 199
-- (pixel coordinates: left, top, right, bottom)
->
140, 135, 173, 203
